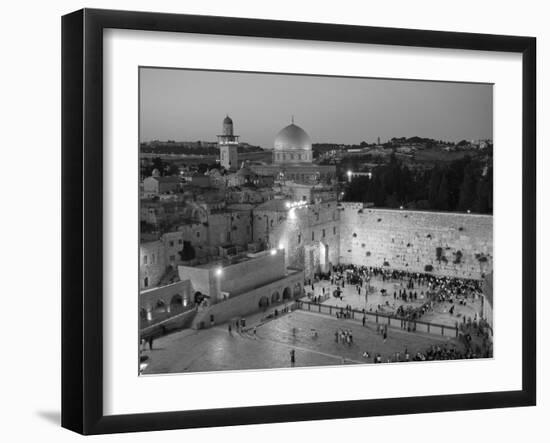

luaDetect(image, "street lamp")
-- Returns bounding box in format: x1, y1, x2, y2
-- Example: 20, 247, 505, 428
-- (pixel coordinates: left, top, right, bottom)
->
215, 267, 223, 277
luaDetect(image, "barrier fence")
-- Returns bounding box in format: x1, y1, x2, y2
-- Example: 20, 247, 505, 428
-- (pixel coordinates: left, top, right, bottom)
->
296, 300, 459, 338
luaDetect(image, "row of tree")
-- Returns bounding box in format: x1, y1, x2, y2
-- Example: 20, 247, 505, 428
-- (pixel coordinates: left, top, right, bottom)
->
343, 154, 493, 214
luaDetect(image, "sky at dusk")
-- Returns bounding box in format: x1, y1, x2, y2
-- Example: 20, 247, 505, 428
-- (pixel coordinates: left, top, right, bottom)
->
139, 68, 493, 148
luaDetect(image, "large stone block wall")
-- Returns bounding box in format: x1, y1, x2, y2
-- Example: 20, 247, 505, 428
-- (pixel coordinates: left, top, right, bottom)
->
191, 270, 304, 328
339, 204, 493, 279
219, 251, 286, 296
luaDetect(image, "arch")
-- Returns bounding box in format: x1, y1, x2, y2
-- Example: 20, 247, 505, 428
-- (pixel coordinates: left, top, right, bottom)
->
170, 294, 184, 314
154, 299, 167, 313
271, 291, 281, 303
139, 307, 147, 320
282, 287, 292, 300
258, 296, 270, 309
293, 282, 302, 298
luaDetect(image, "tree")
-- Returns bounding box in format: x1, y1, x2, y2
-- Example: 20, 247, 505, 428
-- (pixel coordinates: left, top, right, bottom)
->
428, 168, 441, 208
178, 241, 196, 261
458, 165, 477, 211
435, 173, 449, 210
385, 192, 400, 208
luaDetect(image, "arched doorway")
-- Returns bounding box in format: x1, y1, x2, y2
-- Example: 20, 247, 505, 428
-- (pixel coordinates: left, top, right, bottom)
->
293, 283, 302, 298
170, 294, 183, 314
282, 287, 292, 300
154, 299, 166, 314
258, 296, 270, 309
271, 291, 281, 303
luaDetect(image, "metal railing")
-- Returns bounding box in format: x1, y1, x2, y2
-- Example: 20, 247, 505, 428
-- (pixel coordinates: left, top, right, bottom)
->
296, 300, 459, 338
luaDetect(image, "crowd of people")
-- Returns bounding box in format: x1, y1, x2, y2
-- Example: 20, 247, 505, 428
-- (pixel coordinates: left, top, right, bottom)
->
313, 264, 487, 325
334, 328, 354, 345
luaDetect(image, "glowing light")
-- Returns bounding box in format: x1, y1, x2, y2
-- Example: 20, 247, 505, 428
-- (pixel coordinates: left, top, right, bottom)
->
347, 170, 352, 176
467, 209, 471, 214
278, 242, 284, 250
286, 200, 308, 211
400, 206, 404, 210
215, 267, 223, 277
270, 249, 277, 255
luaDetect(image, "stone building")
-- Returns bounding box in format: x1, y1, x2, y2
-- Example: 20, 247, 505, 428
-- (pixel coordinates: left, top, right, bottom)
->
142, 169, 181, 196
140, 240, 166, 289
216, 116, 336, 185
218, 115, 239, 170
252, 199, 340, 279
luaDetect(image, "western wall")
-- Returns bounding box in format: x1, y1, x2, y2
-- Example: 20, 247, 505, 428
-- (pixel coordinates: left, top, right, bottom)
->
338, 203, 493, 279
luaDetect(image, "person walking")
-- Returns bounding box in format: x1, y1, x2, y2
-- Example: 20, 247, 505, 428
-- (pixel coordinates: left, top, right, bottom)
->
290, 349, 296, 367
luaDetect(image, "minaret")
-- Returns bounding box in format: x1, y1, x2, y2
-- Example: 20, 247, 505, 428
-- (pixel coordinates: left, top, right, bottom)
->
218, 115, 239, 170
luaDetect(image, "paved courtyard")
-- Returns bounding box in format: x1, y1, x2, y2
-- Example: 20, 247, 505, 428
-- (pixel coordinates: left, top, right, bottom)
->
142, 308, 465, 375
306, 276, 483, 327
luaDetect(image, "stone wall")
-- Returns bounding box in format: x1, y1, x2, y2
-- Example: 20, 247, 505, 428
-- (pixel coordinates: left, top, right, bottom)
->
191, 269, 304, 329
339, 204, 493, 279
219, 251, 286, 296
139, 240, 167, 289
139, 280, 192, 312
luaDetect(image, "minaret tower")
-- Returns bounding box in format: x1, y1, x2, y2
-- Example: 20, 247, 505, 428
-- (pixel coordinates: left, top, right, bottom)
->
217, 115, 240, 170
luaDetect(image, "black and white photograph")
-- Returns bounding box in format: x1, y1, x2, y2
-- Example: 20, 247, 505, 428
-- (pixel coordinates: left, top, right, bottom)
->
138, 68, 494, 375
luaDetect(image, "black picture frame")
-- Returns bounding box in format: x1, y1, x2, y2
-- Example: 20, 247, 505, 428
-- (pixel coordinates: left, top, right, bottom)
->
61, 8, 536, 435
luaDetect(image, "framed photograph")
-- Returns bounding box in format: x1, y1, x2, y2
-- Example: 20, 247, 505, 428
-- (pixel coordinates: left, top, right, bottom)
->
61, 8, 536, 435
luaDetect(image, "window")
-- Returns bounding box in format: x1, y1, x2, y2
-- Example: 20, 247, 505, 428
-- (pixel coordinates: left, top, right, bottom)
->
169, 241, 174, 247
196, 231, 200, 238
152, 253, 156, 264
298, 234, 301, 244
312, 231, 315, 241
322, 229, 326, 238
333, 226, 336, 235
144, 277, 149, 288
227, 232, 231, 242
178, 239, 183, 245
270, 219, 274, 227
169, 255, 175, 262
143, 255, 148, 265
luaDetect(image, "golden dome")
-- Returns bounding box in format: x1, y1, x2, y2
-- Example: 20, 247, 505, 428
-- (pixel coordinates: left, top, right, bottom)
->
274, 123, 312, 151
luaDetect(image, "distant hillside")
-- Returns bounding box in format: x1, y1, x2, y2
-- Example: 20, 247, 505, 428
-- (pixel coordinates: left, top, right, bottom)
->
140, 141, 264, 156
